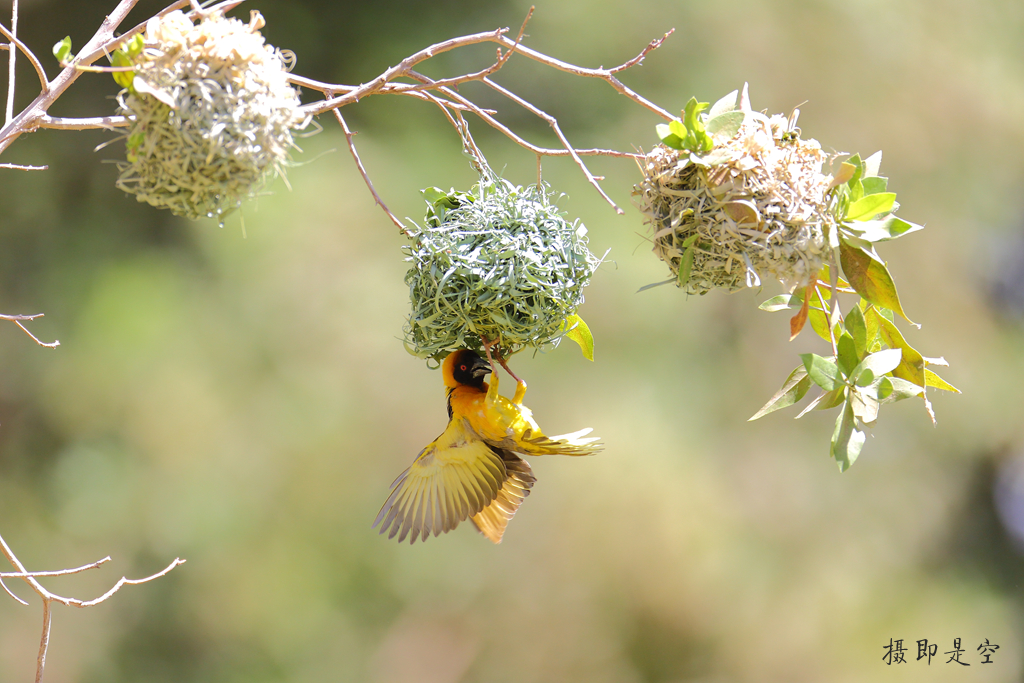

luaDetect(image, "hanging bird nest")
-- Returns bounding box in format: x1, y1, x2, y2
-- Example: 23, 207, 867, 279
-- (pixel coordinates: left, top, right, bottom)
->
403, 175, 601, 362
113, 10, 310, 221
633, 88, 835, 295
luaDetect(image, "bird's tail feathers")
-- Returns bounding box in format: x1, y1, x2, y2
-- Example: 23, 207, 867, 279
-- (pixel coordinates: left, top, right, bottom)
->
470, 451, 536, 543
519, 427, 603, 456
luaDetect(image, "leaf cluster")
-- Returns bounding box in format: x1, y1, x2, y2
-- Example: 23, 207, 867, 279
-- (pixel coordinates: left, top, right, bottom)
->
752, 153, 957, 470
655, 96, 745, 155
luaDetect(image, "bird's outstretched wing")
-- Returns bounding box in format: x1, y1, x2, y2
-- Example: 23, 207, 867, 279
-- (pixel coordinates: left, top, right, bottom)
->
374, 422, 515, 544
470, 450, 536, 544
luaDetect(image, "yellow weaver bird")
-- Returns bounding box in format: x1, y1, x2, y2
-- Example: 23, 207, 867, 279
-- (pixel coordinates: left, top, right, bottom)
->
374, 346, 601, 544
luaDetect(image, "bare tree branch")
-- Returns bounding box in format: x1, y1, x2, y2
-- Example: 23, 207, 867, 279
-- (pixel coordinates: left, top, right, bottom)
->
38, 114, 130, 130
332, 108, 408, 234
493, 31, 676, 121
0, 531, 184, 683
0, 313, 59, 347
1, 557, 111, 578
299, 27, 511, 117
4, 0, 19, 124
482, 75, 623, 213
0, 20, 47, 95
289, 10, 672, 213
0, 162, 47, 170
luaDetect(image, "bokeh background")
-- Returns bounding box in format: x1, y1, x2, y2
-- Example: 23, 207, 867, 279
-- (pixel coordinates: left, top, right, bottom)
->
2, 0, 1024, 681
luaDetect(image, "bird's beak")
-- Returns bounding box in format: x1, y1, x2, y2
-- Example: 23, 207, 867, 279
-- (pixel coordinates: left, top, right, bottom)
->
470, 356, 492, 379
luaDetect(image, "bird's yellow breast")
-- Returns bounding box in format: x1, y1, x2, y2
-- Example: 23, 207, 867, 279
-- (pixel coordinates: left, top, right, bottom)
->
448, 374, 541, 449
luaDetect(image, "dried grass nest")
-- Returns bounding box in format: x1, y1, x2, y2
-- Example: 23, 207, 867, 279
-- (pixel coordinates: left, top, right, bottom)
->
114, 10, 309, 221
634, 91, 836, 295
403, 176, 601, 362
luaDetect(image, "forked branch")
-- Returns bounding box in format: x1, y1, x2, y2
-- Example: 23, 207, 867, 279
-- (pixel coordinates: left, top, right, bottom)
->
0, 532, 184, 683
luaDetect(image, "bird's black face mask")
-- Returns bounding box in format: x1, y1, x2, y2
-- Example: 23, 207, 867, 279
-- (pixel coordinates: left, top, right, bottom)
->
451, 350, 491, 390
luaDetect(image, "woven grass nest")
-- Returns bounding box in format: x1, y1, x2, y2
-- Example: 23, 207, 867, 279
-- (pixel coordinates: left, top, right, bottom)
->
403, 176, 601, 363
634, 87, 835, 295
113, 10, 309, 221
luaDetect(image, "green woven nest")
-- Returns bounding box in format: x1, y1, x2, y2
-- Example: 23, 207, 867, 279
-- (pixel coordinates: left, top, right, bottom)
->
403, 177, 600, 362
113, 10, 308, 221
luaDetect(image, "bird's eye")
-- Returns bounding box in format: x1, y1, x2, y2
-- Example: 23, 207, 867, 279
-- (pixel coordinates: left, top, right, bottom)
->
460, 364, 467, 371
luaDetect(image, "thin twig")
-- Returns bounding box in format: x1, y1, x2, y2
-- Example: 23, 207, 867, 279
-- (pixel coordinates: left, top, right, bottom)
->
293, 75, 484, 114
0, 313, 59, 347
0, 162, 47, 170
1, 557, 111, 578
299, 28, 511, 117
38, 114, 130, 130
494, 31, 675, 121
403, 73, 639, 160
0, 575, 28, 605
828, 249, 840, 356
4, 0, 18, 125
0, 531, 184, 683
0, 0, 150, 156
331, 108, 407, 234
382, 7, 530, 98
0, 23, 46, 95
483, 76, 623, 213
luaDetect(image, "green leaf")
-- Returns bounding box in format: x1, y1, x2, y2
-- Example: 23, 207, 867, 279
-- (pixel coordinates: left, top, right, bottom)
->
925, 369, 961, 393
749, 365, 811, 420
637, 278, 676, 292
560, 314, 594, 361
677, 244, 695, 287
839, 242, 915, 324
836, 333, 859, 378
850, 386, 881, 424
863, 150, 882, 178
52, 36, 72, 63
831, 402, 866, 472
817, 385, 848, 410
870, 311, 926, 387
759, 294, 794, 312
708, 89, 739, 118
795, 385, 844, 418
656, 123, 684, 149
845, 192, 896, 221
125, 34, 144, 58
801, 353, 841, 391
807, 290, 833, 343
860, 301, 882, 352
110, 49, 135, 90
862, 176, 889, 195
845, 215, 924, 243
846, 304, 868, 358
845, 153, 865, 202
678, 97, 713, 153
669, 119, 689, 141
850, 348, 902, 386
880, 376, 925, 402
706, 111, 745, 142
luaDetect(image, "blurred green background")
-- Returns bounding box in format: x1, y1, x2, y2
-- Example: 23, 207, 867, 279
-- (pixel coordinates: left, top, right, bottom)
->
2, 0, 1024, 681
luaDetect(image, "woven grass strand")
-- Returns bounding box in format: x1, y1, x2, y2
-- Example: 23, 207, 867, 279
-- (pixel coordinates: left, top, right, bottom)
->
404, 177, 599, 361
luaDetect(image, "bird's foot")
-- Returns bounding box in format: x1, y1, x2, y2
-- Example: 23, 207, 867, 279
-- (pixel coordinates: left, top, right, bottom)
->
480, 336, 526, 388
